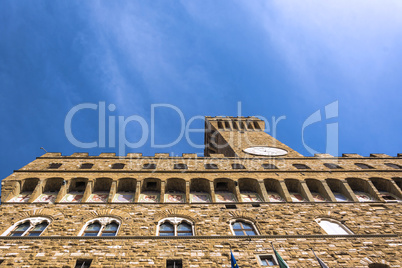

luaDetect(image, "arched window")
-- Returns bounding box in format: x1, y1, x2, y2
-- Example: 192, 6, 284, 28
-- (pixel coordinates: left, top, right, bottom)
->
2, 217, 50, 237
159, 222, 175, 236
79, 218, 121, 237
102, 222, 119, 237
316, 218, 353, 235
9, 222, 31, 237
230, 220, 258, 236
157, 217, 194, 236
177, 222, 192, 236
83, 222, 102, 236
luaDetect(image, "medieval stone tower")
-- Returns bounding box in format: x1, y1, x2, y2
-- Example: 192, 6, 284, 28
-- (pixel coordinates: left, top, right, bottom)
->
0, 116, 400, 267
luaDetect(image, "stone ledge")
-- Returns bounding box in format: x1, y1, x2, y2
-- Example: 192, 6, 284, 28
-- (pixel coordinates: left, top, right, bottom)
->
2, 201, 400, 206
13, 169, 402, 173
0, 234, 397, 240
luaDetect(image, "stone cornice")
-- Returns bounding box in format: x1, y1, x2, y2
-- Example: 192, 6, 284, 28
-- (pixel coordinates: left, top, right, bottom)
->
0, 234, 398, 240
12, 169, 402, 173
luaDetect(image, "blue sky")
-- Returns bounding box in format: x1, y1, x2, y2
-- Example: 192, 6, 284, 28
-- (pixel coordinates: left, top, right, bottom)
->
1, 1, 402, 181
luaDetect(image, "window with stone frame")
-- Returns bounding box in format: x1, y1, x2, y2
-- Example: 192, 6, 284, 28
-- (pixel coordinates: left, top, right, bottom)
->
324, 163, 342, 169
157, 217, 194, 237
230, 219, 259, 236
111, 163, 125, 169
204, 163, 218, 169
316, 218, 353, 235
293, 163, 310, 169
166, 259, 182, 268
2, 217, 50, 237
79, 218, 121, 237
143, 163, 156, 169
232, 163, 245, 169
258, 254, 278, 266
355, 163, 374, 169
48, 163, 62, 169
262, 163, 278, 169
80, 163, 94, 169
385, 163, 402, 169
368, 264, 390, 268
174, 163, 188, 169
75, 259, 92, 268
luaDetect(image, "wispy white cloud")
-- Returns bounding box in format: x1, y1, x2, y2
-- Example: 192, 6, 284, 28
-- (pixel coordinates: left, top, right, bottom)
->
239, 0, 402, 100
79, 1, 223, 115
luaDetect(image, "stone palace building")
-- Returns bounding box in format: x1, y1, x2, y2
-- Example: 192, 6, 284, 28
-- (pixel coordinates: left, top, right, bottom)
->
0, 116, 400, 267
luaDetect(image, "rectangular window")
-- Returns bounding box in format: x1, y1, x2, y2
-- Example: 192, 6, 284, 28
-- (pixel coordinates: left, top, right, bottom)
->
75, 259, 92, 268
205, 163, 218, 169
174, 164, 188, 169
143, 163, 156, 169
48, 163, 62, 169
293, 164, 310, 169
232, 163, 245, 169
258, 255, 277, 266
80, 163, 94, 169
262, 164, 278, 169
166, 260, 182, 268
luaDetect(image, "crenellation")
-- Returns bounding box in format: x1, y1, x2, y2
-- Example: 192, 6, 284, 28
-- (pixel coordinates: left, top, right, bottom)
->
343, 153, 364, 158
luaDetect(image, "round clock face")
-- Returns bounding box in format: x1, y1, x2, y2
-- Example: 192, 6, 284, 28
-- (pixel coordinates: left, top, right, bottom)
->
243, 146, 288, 156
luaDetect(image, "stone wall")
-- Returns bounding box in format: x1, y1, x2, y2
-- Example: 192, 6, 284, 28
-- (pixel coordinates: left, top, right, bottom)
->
0, 203, 400, 267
